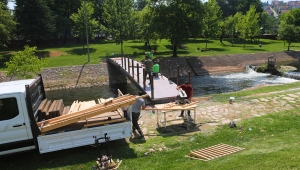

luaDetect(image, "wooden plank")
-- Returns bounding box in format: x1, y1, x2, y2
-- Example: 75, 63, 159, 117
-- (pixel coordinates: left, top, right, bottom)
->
39, 95, 139, 132
56, 99, 64, 116
84, 118, 127, 127
49, 100, 58, 118
62, 106, 70, 116
38, 99, 47, 121
38, 94, 132, 126
43, 100, 52, 120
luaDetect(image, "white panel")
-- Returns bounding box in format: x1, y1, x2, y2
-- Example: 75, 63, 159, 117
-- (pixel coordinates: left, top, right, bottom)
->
38, 122, 132, 154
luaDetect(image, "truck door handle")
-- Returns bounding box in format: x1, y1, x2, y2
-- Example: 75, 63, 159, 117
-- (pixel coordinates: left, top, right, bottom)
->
13, 124, 23, 127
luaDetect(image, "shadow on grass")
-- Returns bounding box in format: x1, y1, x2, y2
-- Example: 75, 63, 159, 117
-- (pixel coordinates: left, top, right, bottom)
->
128, 45, 159, 51
66, 48, 97, 55
183, 39, 208, 44
0, 139, 137, 170
155, 118, 202, 137
35, 51, 50, 58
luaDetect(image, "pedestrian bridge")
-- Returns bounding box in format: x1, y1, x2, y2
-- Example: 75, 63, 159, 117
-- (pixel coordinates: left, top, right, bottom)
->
107, 57, 179, 104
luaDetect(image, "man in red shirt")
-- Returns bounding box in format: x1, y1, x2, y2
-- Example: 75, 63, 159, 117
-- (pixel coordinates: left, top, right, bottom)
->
176, 81, 193, 117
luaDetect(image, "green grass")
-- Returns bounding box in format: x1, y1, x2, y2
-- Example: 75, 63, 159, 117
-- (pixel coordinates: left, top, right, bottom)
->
1, 38, 300, 70
2, 109, 300, 169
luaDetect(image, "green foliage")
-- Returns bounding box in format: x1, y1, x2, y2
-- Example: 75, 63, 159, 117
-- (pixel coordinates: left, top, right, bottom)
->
69, 1, 99, 43
150, 0, 204, 57
14, 0, 55, 42
217, 0, 263, 18
278, 9, 300, 51
47, 0, 81, 42
236, 5, 260, 48
102, 0, 134, 54
202, 0, 222, 49
260, 12, 279, 35
5, 45, 48, 79
0, 2, 16, 48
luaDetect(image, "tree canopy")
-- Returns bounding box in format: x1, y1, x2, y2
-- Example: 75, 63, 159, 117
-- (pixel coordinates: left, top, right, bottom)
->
150, 0, 204, 57
0, 2, 16, 48
14, 0, 55, 44
278, 8, 300, 51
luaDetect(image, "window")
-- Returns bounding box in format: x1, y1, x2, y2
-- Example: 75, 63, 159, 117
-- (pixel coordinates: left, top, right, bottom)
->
0, 98, 19, 121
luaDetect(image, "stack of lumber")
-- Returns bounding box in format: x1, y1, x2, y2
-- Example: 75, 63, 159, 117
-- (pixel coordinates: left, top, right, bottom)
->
37, 94, 148, 133
38, 99, 64, 121
144, 101, 200, 111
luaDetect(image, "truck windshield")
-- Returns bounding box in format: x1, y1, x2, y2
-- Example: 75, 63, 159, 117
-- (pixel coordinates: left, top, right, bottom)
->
0, 98, 19, 121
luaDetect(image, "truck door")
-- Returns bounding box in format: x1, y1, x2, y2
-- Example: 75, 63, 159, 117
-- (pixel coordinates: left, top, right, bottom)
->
0, 94, 33, 155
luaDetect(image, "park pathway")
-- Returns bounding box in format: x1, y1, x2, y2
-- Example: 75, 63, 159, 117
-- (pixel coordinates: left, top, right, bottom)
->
135, 88, 300, 139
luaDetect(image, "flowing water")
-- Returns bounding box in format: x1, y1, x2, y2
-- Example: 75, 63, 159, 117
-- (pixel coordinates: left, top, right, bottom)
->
46, 68, 299, 105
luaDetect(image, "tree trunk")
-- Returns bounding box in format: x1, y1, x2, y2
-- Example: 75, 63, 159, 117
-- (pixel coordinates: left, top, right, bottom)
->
288, 43, 291, 51
146, 38, 151, 51
220, 31, 224, 43
121, 38, 124, 54
172, 39, 178, 57
206, 38, 208, 50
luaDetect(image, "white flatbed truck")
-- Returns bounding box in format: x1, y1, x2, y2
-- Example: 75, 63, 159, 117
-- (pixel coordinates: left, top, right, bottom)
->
0, 75, 134, 156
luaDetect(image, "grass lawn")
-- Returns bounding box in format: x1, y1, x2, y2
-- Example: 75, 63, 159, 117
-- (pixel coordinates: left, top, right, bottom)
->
1, 84, 300, 169
1, 38, 300, 71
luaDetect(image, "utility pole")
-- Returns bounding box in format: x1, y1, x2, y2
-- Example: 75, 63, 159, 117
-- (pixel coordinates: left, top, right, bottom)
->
84, 0, 90, 62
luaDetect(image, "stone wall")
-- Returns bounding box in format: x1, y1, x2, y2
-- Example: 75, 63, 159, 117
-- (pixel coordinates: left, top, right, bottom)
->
0, 63, 128, 91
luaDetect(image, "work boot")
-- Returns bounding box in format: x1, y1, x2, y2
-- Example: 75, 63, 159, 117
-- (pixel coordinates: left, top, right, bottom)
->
138, 129, 144, 138
178, 114, 184, 117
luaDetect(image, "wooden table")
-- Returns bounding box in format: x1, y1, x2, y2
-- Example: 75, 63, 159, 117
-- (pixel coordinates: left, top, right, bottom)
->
144, 102, 199, 128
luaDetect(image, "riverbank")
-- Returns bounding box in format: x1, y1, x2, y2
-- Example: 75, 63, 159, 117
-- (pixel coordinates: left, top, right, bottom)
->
0, 51, 299, 91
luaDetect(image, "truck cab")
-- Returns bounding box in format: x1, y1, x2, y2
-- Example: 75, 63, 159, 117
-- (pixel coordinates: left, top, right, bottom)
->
0, 79, 40, 155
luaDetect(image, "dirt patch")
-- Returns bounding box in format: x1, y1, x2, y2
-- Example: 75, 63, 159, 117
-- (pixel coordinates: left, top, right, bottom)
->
49, 51, 66, 57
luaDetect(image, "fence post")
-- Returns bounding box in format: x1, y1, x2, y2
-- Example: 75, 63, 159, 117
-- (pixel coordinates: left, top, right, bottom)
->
137, 63, 140, 83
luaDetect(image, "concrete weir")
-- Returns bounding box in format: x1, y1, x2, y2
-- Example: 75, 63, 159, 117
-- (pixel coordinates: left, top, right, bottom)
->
107, 57, 179, 104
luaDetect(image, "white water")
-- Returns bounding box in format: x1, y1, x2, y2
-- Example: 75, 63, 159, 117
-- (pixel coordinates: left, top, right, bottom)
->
179, 67, 299, 96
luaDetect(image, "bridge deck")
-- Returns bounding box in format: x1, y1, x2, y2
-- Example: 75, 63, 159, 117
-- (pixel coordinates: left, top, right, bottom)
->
108, 57, 179, 104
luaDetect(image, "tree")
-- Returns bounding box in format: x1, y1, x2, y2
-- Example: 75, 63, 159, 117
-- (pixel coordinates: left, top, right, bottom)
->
14, 0, 55, 44
5, 45, 49, 79
202, 0, 222, 49
260, 12, 278, 35
278, 9, 300, 51
0, 2, 16, 48
70, 1, 99, 48
47, 0, 81, 44
102, 0, 134, 54
150, 0, 204, 57
236, 5, 260, 48
136, 3, 158, 51
216, 0, 263, 19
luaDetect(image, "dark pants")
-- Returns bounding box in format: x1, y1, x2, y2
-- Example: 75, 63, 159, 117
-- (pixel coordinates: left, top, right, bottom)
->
180, 110, 191, 116
132, 112, 144, 136
132, 112, 141, 131
144, 72, 152, 81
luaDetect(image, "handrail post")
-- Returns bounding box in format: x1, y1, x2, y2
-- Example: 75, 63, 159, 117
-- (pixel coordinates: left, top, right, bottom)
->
143, 68, 146, 90
131, 59, 134, 77
124, 57, 127, 71
137, 63, 140, 83
188, 71, 190, 84
177, 65, 179, 85
151, 74, 154, 99
127, 57, 130, 73
121, 56, 123, 68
